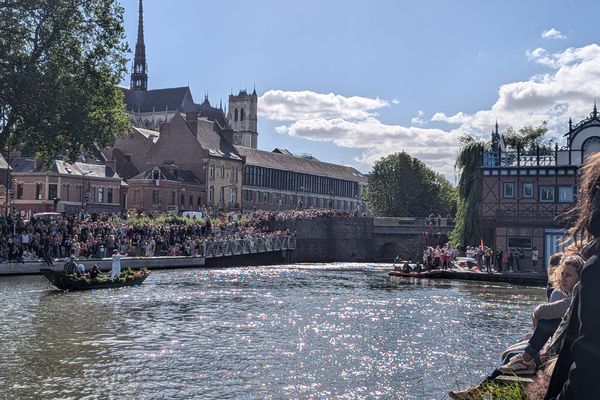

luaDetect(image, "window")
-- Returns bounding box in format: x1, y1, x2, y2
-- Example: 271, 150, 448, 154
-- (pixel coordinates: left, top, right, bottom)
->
48, 184, 58, 200
523, 182, 533, 198
17, 183, 23, 200
171, 191, 176, 205
507, 237, 532, 250
234, 108, 238, 122
221, 165, 225, 178
540, 186, 555, 202
152, 169, 160, 180
209, 164, 215, 179
240, 108, 245, 121
208, 186, 214, 204
230, 188, 237, 205
189, 195, 193, 207
35, 183, 43, 200
558, 186, 574, 203
98, 187, 104, 203
219, 186, 225, 201
64, 185, 70, 201
107, 188, 113, 203
263, 192, 269, 203
152, 190, 159, 205
180, 194, 185, 205
503, 182, 515, 198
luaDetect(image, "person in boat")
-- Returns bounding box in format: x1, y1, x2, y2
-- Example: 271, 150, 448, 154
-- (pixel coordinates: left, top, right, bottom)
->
111, 249, 124, 280
63, 255, 77, 275
401, 262, 411, 273
75, 262, 86, 277
89, 264, 101, 280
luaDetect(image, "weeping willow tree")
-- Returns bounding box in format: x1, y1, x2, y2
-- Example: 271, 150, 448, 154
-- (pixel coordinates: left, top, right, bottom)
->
450, 135, 493, 247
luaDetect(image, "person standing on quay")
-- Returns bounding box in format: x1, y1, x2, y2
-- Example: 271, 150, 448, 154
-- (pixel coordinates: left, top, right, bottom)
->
545, 152, 600, 400
532, 246, 539, 271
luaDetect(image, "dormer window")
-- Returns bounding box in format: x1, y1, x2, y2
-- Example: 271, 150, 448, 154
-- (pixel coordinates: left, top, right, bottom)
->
152, 169, 160, 180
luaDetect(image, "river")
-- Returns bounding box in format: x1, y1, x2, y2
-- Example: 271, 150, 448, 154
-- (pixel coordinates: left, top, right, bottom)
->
0, 263, 544, 399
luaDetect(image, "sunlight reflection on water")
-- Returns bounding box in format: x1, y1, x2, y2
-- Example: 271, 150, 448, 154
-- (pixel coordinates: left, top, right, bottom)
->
0, 263, 543, 399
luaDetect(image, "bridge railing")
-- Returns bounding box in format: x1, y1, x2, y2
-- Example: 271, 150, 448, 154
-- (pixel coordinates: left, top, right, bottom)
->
199, 235, 296, 258
373, 216, 455, 228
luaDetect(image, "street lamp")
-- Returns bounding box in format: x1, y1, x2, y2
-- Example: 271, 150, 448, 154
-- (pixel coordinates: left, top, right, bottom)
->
295, 186, 304, 209
81, 170, 93, 212
181, 188, 186, 211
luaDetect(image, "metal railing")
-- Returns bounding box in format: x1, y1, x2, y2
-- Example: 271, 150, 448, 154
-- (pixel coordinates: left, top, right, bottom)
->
199, 235, 296, 258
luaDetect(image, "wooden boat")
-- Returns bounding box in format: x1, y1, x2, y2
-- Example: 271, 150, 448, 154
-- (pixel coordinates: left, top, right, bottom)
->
40, 268, 150, 291
388, 269, 443, 278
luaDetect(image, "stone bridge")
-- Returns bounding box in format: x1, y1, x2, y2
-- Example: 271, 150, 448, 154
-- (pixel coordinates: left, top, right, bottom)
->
265, 216, 453, 264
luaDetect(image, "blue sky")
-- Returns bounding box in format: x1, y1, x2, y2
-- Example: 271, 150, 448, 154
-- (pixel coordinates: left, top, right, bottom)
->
120, 0, 600, 180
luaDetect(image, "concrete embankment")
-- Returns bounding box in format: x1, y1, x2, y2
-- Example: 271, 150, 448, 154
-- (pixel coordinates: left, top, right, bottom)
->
0, 247, 293, 276
0, 256, 207, 276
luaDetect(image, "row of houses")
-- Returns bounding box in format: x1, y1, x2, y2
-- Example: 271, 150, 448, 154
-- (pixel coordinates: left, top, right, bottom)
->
0, 107, 367, 216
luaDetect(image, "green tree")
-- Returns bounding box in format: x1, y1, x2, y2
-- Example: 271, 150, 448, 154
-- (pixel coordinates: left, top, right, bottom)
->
450, 135, 492, 247
0, 0, 131, 162
504, 122, 551, 153
364, 151, 456, 217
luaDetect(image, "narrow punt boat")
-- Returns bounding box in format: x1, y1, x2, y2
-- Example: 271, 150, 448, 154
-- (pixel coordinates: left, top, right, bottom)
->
40, 268, 150, 291
388, 269, 443, 278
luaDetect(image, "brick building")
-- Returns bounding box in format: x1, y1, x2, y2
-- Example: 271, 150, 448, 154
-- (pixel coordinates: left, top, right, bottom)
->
481, 107, 600, 270
127, 164, 203, 212
9, 158, 124, 215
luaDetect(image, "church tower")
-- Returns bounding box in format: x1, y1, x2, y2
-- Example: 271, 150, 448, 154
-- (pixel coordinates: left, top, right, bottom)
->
227, 88, 258, 148
130, 0, 148, 91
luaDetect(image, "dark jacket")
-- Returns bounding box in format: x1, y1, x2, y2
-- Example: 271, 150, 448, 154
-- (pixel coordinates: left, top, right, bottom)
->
545, 255, 600, 399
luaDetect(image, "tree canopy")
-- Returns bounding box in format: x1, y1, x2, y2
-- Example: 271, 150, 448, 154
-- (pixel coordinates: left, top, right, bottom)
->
0, 0, 131, 162
449, 135, 491, 247
503, 122, 551, 152
364, 151, 456, 217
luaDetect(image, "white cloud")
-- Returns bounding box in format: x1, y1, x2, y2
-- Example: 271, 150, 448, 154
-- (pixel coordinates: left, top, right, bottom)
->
260, 43, 600, 177
391, 98, 400, 104
431, 111, 472, 124
259, 90, 388, 121
411, 110, 426, 126
542, 28, 566, 40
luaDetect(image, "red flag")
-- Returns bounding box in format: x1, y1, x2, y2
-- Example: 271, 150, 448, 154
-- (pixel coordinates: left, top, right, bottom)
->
480, 238, 484, 249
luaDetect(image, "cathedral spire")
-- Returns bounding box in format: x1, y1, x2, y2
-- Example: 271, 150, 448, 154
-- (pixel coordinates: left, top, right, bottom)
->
130, 0, 148, 91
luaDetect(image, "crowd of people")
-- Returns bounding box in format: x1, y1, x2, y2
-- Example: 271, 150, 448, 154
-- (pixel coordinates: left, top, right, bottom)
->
422, 244, 456, 270
0, 207, 366, 265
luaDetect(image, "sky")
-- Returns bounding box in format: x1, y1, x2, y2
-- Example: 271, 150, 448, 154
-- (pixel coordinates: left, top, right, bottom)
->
120, 0, 600, 182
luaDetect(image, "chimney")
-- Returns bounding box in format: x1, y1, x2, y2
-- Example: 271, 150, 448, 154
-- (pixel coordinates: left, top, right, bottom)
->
107, 158, 117, 174
185, 111, 198, 134
159, 121, 169, 136
221, 128, 235, 146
